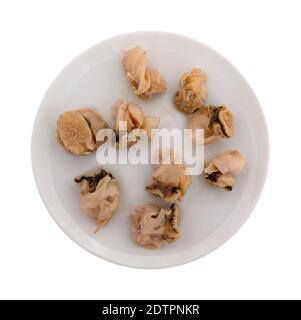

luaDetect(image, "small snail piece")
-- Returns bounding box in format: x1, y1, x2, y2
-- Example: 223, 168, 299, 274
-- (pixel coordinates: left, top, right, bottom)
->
74, 167, 120, 232
112, 97, 160, 145
174, 68, 207, 114
112, 97, 144, 132
57, 108, 109, 155
146, 161, 191, 203
204, 150, 246, 191
188, 105, 234, 144
208, 105, 234, 138
132, 203, 180, 248
122, 46, 166, 100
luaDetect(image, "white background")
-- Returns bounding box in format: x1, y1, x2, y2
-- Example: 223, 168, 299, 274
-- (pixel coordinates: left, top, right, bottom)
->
0, 0, 300, 300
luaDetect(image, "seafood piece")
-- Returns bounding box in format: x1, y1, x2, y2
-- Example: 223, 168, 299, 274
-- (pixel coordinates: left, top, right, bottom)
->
112, 97, 160, 145
112, 97, 144, 132
57, 108, 108, 155
122, 46, 166, 99
174, 68, 207, 114
132, 203, 180, 248
204, 150, 246, 191
188, 105, 234, 144
74, 167, 120, 231
146, 158, 191, 202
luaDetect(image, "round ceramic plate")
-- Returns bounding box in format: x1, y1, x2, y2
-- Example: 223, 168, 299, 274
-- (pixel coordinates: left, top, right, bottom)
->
31, 32, 268, 268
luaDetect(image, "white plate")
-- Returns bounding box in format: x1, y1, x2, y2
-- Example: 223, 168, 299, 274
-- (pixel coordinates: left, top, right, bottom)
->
31, 32, 269, 268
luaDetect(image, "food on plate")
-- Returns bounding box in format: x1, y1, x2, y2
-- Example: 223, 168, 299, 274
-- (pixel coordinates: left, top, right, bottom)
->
208, 105, 234, 138
204, 150, 246, 191
112, 97, 160, 145
188, 105, 234, 144
74, 167, 120, 232
141, 116, 160, 140
174, 68, 207, 114
145, 154, 191, 202
122, 46, 166, 99
55, 45, 246, 247
132, 203, 180, 248
112, 97, 144, 132
77, 108, 109, 143
57, 108, 109, 155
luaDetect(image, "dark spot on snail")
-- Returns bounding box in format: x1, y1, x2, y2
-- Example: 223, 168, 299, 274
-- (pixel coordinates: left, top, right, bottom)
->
206, 171, 222, 183
210, 106, 223, 123
209, 106, 230, 138
74, 169, 113, 192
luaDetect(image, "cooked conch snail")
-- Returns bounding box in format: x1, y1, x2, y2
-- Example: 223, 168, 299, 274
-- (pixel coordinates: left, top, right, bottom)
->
174, 68, 207, 114
74, 167, 120, 232
204, 150, 246, 191
112, 97, 160, 145
188, 105, 234, 144
132, 203, 180, 248
145, 151, 191, 202
57, 108, 109, 155
122, 46, 166, 100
